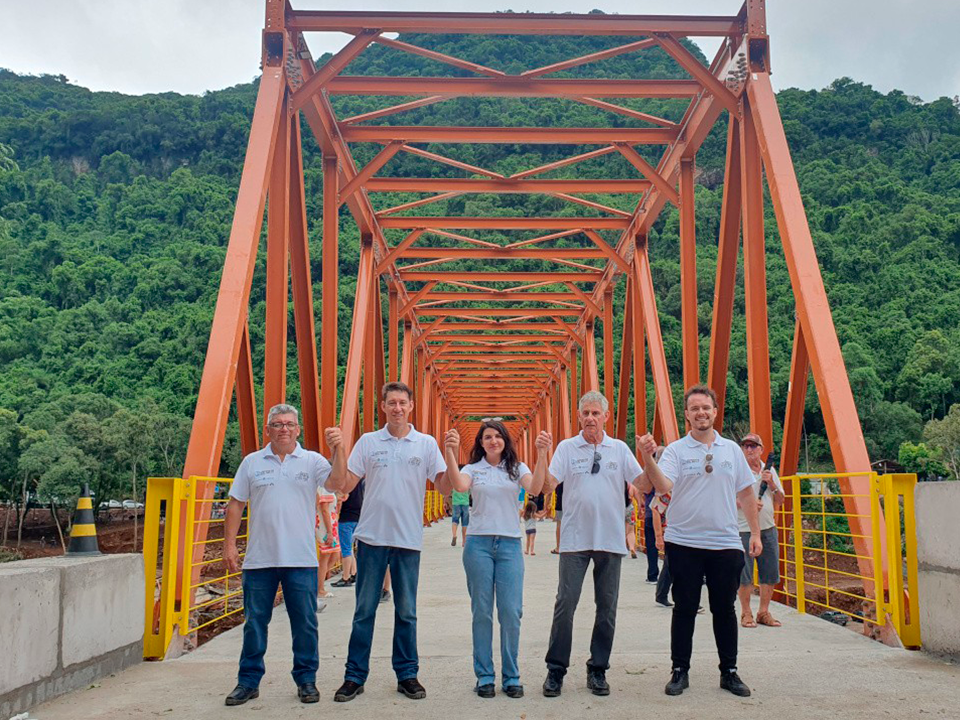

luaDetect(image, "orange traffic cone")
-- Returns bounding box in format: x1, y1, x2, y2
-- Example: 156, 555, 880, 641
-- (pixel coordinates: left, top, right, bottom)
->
66, 483, 101, 556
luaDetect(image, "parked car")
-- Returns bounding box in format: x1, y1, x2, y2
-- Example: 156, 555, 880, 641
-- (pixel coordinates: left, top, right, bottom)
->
121, 500, 145, 510
99, 499, 123, 510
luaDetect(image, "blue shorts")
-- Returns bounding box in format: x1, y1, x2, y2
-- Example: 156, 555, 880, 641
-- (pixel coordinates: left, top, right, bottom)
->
452, 504, 470, 527
338, 521, 357, 557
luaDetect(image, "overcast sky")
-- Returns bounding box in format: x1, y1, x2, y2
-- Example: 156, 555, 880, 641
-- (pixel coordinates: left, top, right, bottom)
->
2, 0, 957, 102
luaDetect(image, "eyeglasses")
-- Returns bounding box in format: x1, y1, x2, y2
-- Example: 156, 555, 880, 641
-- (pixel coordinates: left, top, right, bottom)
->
741, 442, 761, 449
480, 417, 503, 422
591, 451, 602, 474
268, 422, 298, 430
704, 453, 714, 474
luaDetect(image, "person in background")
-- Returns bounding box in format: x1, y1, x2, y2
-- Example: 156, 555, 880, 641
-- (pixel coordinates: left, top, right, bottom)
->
451, 486, 470, 547
222, 404, 331, 706
651, 491, 672, 607
523, 501, 538, 555
550, 483, 564, 555
625, 484, 639, 559
331, 482, 363, 588
642, 489, 659, 583
316, 487, 339, 607
737, 432, 785, 628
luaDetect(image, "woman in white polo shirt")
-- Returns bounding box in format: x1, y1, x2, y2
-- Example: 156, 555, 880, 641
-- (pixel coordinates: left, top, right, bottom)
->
442, 419, 546, 699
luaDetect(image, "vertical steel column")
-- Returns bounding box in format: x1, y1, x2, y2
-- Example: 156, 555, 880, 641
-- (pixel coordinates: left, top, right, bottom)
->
584, 322, 600, 393
740, 97, 773, 447
374, 282, 387, 427
569, 346, 579, 429
263, 100, 290, 431
679, 158, 700, 390
630, 268, 647, 437
288, 114, 321, 450
615, 279, 633, 439
237, 322, 261, 457
320, 154, 339, 452
339, 238, 374, 448
707, 118, 742, 430
603, 289, 615, 433
633, 243, 680, 442
559, 365, 573, 439
362, 270, 377, 434
400, 321, 414, 388
388, 287, 399, 382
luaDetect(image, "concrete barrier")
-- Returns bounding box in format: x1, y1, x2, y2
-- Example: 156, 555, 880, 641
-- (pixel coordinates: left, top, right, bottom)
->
0, 554, 145, 718
915, 481, 960, 658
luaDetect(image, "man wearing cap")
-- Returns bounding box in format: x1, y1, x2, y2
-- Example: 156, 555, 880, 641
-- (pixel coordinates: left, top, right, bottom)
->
325, 381, 447, 703
640, 384, 762, 699
737, 432, 785, 628
535, 390, 660, 698
223, 403, 332, 706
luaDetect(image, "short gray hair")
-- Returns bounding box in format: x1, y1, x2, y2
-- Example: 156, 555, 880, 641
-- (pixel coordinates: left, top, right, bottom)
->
267, 404, 300, 424
578, 391, 609, 412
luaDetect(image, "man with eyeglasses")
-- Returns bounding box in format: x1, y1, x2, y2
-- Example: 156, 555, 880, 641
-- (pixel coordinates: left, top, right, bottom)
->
534, 390, 658, 698
325, 381, 447, 704
640, 384, 762, 699
222, 404, 332, 706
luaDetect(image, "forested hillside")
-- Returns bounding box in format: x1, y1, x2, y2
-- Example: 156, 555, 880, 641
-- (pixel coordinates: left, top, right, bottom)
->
1, 27, 959, 525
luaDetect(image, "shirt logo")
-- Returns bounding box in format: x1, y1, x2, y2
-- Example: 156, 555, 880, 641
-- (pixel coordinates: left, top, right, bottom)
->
296, 471, 310, 483
605, 461, 619, 471
721, 460, 733, 470
408, 457, 422, 467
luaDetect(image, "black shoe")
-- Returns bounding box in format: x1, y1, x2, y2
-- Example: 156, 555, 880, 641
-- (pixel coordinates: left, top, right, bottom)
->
397, 677, 426, 699
380, 589, 391, 603
720, 671, 751, 697
451, 537, 457, 546
542, 670, 563, 697
504, 685, 524, 699
656, 598, 673, 607
586, 668, 610, 696
298, 682, 320, 703
333, 680, 364, 702
224, 685, 259, 706
665, 669, 689, 696
474, 683, 495, 698
331, 576, 354, 588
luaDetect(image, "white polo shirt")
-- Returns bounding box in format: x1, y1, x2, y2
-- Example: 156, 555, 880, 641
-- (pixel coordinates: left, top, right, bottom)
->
229, 442, 332, 569
548, 432, 643, 554
348, 425, 446, 551
461, 458, 532, 538
658, 433, 755, 551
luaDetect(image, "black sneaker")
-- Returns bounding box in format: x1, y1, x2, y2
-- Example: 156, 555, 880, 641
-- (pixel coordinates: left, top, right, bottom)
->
504, 685, 524, 699
474, 683, 495, 698
224, 685, 259, 706
397, 677, 426, 699
665, 669, 689, 696
451, 537, 457, 546
586, 668, 610, 696
542, 670, 563, 697
331, 576, 354, 588
333, 680, 364, 702
380, 589, 391, 603
720, 671, 751, 697
297, 682, 320, 703
656, 598, 673, 607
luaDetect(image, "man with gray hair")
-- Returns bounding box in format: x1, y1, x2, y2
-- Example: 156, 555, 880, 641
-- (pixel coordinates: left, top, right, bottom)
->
534, 391, 659, 697
222, 404, 332, 706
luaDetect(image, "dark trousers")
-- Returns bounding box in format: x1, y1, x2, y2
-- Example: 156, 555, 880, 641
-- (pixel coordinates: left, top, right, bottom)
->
238, 567, 318, 688
545, 551, 622, 676
665, 542, 744, 674
655, 551, 672, 603
344, 541, 421, 684
643, 519, 660, 581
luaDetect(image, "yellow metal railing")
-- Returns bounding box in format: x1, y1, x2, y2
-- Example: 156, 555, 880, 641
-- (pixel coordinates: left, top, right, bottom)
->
758, 472, 920, 648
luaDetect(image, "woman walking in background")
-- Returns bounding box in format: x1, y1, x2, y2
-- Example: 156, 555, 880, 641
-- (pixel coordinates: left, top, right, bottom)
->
441, 419, 547, 698
523, 502, 539, 555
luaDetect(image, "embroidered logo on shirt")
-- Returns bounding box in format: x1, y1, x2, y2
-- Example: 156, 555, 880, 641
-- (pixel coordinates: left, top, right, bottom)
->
721, 460, 733, 470
295, 471, 310, 483
606, 461, 619, 471
408, 457, 422, 467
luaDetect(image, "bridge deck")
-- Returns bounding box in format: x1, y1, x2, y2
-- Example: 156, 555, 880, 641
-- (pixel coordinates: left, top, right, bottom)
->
36, 521, 959, 719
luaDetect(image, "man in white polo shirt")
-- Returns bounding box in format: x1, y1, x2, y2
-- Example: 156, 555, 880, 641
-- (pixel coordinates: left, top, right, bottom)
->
324, 381, 446, 703
534, 390, 658, 698
641, 384, 762, 699
223, 403, 332, 706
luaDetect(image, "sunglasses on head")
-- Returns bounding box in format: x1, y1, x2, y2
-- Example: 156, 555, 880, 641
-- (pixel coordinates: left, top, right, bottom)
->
480, 417, 503, 422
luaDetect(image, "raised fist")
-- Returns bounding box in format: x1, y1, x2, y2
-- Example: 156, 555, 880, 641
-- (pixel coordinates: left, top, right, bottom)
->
535, 431, 553, 454
324, 426, 343, 450
444, 428, 460, 453
636, 433, 658, 458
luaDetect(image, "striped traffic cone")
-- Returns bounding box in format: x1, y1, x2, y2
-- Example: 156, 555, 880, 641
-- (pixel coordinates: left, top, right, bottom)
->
66, 483, 101, 556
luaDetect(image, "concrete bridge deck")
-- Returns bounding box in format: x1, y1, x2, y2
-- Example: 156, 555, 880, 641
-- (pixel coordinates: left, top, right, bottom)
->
34, 521, 960, 720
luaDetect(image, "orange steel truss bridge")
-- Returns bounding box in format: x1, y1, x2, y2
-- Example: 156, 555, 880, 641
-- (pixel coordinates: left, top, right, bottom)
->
179, 1, 883, 601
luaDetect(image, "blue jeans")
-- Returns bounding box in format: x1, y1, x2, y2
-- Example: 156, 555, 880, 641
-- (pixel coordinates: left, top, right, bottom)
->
238, 567, 318, 688
462, 535, 524, 688
344, 541, 421, 684
339, 521, 357, 558
452, 504, 470, 526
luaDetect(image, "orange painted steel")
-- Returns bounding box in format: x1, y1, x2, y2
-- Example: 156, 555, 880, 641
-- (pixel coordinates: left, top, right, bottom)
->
168, 0, 889, 655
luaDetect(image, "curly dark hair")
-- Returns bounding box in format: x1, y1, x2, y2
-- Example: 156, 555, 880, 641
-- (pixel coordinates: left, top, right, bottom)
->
468, 420, 521, 481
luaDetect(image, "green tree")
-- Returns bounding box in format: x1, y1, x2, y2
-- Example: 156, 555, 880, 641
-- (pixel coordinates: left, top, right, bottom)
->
923, 404, 960, 481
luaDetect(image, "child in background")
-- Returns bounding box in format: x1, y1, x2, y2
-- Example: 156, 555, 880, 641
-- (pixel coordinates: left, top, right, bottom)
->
316, 488, 340, 603
523, 500, 538, 555
651, 491, 672, 606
